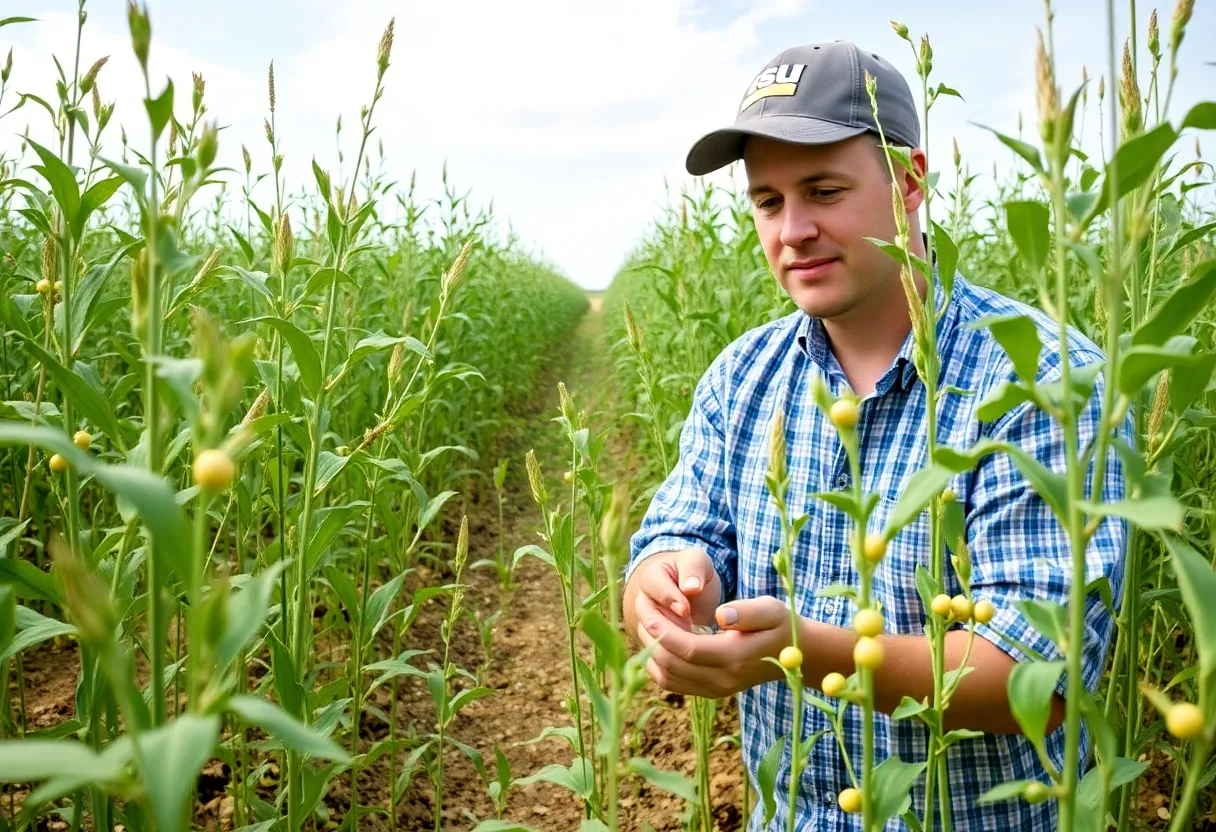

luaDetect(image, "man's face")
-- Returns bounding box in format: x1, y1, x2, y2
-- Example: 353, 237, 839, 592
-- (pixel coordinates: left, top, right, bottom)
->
743, 133, 923, 322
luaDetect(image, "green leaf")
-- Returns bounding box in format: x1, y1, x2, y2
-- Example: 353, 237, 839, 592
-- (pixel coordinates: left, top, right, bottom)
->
364, 572, 407, 643
1180, 102, 1216, 131
1015, 599, 1068, 651
0, 557, 61, 605
2, 606, 75, 663
871, 756, 927, 827
470, 822, 539, 832
246, 316, 322, 398
1163, 534, 1216, 706
977, 380, 1037, 423
891, 696, 930, 722
885, 463, 953, 536
514, 758, 595, 799
1161, 222, 1216, 265
217, 561, 289, 670
1005, 201, 1051, 276
625, 757, 699, 804
580, 608, 624, 672
756, 733, 786, 826
1081, 495, 1184, 532
0, 738, 127, 783
136, 714, 221, 832
16, 333, 126, 449
1132, 260, 1216, 348
513, 544, 555, 571
25, 139, 79, 223
144, 80, 174, 141
267, 631, 304, 720
977, 779, 1038, 805
72, 176, 123, 240
298, 267, 356, 307
1119, 337, 1200, 396
970, 314, 1042, 385
446, 686, 495, 724
1089, 123, 1178, 218
221, 265, 275, 308
1170, 350, 1216, 416
1001, 443, 1069, 527
1008, 660, 1064, 747
972, 124, 1044, 172
228, 695, 351, 762
931, 220, 958, 300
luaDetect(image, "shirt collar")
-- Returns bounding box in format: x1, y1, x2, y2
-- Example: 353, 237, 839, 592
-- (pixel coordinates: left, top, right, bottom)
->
795, 267, 958, 396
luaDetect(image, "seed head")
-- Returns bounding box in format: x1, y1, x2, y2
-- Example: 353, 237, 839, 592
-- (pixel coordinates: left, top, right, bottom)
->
623, 300, 643, 351
192, 71, 205, 114
890, 20, 910, 40
599, 483, 630, 561
1034, 30, 1059, 145
241, 144, 251, 174
1120, 41, 1143, 138
267, 61, 276, 113
168, 119, 178, 156
41, 237, 60, 286
2, 48, 12, 84
263, 118, 273, 145
91, 84, 101, 121
1081, 66, 1089, 105
195, 120, 218, 170
767, 406, 788, 488
442, 239, 473, 296
558, 382, 576, 425
127, 3, 151, 71
80, 56, 108, 94
525, 449, 548, 508
1171, 0, 1195, 55
1148, 372, 1171, 445
377, 17, 395, 80
952, 137, 960, 168
1147, 10, 1161, 60
1098, 74, 1105, 102
454, 514, 469, 577
919, 34, 933, 77
241, 387, 270, 426
387, 342, 404, 389
274, 213, 294, 276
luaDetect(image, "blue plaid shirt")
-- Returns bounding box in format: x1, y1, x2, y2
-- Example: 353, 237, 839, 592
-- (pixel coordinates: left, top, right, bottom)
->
626, 274, 1129, 830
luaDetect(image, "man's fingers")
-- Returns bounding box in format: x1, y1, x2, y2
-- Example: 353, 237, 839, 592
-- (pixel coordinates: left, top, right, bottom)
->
673, 549, 717, 598
637, 623, 726, 696
635, 592, 690, 636
715, 595, 789, 632
637, 558, 693, 618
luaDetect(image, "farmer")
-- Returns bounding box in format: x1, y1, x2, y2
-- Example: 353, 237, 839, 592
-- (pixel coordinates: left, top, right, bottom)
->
621, 40, 1129, 829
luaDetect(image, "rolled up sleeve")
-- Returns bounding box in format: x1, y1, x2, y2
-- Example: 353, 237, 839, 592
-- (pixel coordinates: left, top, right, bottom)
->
624, 356, 738, 604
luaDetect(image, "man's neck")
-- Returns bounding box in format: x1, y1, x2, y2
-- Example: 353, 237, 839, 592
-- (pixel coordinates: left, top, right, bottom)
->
822, 268, 929, 398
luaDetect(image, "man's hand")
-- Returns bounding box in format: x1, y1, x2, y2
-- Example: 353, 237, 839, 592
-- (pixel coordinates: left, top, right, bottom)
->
623, 548, 723, 640
635, 596, 794, 699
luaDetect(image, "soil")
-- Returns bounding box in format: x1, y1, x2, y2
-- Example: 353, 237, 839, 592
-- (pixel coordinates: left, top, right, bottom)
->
6, 303, 1210, 831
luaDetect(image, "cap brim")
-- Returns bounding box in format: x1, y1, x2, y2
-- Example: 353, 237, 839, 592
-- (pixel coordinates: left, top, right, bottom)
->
684, 116, 870, 177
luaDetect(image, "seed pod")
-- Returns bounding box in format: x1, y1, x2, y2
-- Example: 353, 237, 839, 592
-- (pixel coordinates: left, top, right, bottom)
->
274, 213, 294, 276
377, 18, 395, 80
1035, 29, 1059, 145
91, 84, 101, 121
192, 71, 205, 114
778, 646, 803, 670
387, 342, 404, 389
241, 387, 270, 426
263, 118, 273, 145
525, 449, 548, 508
1148, 10, 1161, 59
1120, 41, 1142, 138
80, 56, 108, 95
623, 300, 643, 351
1081, 66, 1088, 106
442, 239, 473, 296
2, 48, 12, 84
952, 137, 960, 168
919, 34, 932, 77
890, 20, 909, 39
1171, 0, 1195, 54
821, 672, 847, 697
41, 237, 60, 287
767, 407, 788, 489
127, 3, 150, 71
168, 119, 178, 156
1098, 74, 1105, 102
267, 61, 276, 113
195, 120, 218, 170
242, 144, 251, 175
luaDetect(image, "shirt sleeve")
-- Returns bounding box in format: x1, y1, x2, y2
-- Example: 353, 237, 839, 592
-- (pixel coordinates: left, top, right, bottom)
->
965, 361, 1130, 700
624, 355, 739, 605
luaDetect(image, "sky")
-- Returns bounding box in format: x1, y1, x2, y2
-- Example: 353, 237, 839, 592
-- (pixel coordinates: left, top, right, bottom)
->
2, 0, 1213, 290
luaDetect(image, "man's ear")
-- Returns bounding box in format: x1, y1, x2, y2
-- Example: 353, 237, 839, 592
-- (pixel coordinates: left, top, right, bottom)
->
902, 147, 928, 214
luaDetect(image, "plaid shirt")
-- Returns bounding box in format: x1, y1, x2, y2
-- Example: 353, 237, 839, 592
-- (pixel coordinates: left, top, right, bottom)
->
626, 274, 1129, 831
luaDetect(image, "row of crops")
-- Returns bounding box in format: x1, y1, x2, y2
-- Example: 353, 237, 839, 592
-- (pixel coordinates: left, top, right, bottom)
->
602, 2, 1216, 831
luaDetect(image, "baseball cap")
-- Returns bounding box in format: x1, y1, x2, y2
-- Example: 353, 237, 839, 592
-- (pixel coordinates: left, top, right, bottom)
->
685, 41, 921, 176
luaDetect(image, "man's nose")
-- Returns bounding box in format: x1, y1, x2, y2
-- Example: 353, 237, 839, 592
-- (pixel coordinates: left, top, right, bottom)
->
779, 202, 820, 249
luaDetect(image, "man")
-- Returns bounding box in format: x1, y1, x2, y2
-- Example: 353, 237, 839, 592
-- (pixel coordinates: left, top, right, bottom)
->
621, 41, 1128, 829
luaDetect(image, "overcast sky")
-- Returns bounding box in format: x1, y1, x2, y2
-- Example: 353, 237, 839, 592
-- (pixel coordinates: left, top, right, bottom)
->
3, 1, 1213, 289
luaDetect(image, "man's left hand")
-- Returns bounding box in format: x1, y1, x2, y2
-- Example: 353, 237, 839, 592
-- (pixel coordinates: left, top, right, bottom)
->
635, 595, 797, 698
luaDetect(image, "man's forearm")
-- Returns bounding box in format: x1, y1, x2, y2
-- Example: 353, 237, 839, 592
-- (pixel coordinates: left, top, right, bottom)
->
797, 617, 1065, 734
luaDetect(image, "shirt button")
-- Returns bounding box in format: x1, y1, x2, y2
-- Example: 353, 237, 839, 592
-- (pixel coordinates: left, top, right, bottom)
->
836, 473, 850, 488
825, 599, 838, 614
825, 791, 837, 804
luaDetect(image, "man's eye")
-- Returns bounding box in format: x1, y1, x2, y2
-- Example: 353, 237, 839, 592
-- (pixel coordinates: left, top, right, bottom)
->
757, 198, 781, 212
813, 188, 843, 198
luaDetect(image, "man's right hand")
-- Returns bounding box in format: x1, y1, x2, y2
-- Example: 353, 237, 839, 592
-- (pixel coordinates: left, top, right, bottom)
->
622, 548, 722, 646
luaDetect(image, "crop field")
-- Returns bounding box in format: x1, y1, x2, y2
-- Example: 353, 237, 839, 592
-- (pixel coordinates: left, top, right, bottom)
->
0, 2, 1214, 832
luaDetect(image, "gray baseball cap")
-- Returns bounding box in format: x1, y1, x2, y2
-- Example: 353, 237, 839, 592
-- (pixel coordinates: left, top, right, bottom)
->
685, 41, 920, 176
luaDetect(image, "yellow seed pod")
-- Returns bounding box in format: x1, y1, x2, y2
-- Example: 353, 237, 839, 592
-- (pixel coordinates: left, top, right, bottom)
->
1166, 702, 1205, 740
73, 430, 92, 451
838, 787, 862, 813
973, 599, 996, 625
829, 399, 859, 432
48, 453, 68, 473
563, 470, 574, 483
951, 595, 974, 621
36, 278, 52, 295
778, 646, 803, 670
821, 672, 847, 697
1023, 782, 1049, 804
863, 533, 887, 563
193, 449, 236, 490
853, 609, 885, 638
853, 636, 884, 670
930, 594, 952, 618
